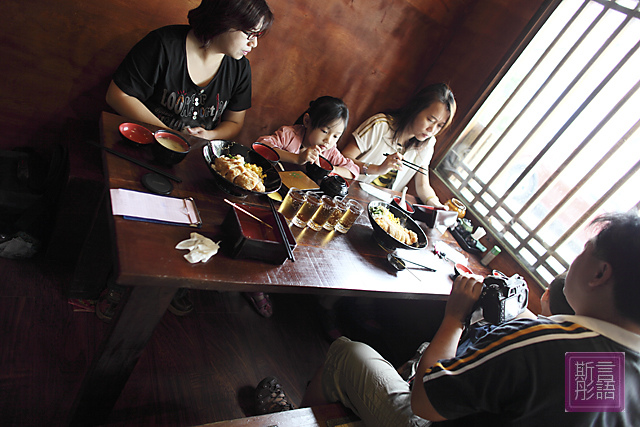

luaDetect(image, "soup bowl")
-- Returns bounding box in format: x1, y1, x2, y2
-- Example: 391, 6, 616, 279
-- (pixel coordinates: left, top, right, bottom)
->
151, 130, 191, 165
305, 155, 334, 183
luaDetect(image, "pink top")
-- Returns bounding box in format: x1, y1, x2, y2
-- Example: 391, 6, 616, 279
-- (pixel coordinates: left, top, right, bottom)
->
256, 125, 360, 178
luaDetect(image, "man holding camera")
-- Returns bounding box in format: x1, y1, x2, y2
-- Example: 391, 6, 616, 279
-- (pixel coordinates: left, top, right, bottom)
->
297, 212, 640, 426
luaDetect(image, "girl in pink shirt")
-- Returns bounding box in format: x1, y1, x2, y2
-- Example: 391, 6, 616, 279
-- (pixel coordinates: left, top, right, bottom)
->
256, 96, 360, 179
246, 97, 358, 319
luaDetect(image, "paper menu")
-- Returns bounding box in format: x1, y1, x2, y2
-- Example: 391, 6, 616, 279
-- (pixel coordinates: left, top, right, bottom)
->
110, 188, 201, 227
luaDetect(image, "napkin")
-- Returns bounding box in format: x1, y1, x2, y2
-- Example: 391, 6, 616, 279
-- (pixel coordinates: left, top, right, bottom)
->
176, 232, 220, 263
358, 182, 393, 203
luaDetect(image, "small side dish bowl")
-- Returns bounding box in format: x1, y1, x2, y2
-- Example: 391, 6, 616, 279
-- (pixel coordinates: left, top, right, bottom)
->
119, 122, 154, 146
151, 130, 191, 165
412, 204, 438, 227
251, 142, 280, 163
367, 201, 427, 251
453, 263, 474, 278
305, 155, 334, 182
392, 196, 415, 215
203, 140, 282, 196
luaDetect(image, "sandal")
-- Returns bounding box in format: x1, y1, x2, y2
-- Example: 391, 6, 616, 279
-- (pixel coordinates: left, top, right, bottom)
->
255, 376, 297, 414
245, 292, 273, 318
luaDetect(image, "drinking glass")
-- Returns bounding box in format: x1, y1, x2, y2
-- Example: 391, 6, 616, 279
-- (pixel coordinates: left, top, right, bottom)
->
291, 193, 321, 228
323, 197, 349, 231
335, 199, 363, 234
278, 187, 306, 221
308, 195, 336, 231
445, 198, 466, 218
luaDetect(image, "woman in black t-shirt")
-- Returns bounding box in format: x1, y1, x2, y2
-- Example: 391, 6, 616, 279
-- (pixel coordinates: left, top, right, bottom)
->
98, 0, 274, 321
106, 0, 273, 141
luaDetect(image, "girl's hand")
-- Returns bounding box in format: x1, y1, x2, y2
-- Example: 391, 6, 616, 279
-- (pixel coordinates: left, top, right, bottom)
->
444, 274, 484, 325
381, 152, 403, 174
298, 146, 321, 165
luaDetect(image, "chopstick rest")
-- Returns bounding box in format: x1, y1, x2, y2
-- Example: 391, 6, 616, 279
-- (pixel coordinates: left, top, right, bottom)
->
176, 232, 220, 263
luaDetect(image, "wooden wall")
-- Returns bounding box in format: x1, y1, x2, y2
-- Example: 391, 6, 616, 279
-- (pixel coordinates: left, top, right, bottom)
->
0, 0, 552, 307
0, 0, 548, 153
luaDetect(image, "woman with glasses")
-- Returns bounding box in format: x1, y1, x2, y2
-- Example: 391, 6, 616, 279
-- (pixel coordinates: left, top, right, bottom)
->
106, 0, 273, 142
99, 0, 273, 321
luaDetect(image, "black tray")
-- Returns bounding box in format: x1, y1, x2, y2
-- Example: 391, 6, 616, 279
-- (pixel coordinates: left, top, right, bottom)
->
450, 225, 483, 255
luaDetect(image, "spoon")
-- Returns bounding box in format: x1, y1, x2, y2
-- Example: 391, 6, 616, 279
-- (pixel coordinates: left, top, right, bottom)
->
400, 186, 408, 211
387, 254, 421, 281
387, 253, 436, 272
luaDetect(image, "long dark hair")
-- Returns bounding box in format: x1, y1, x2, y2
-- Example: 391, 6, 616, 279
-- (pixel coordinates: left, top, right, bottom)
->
188, 0, 274, 48
295, 96, 349, 130
386, 83, 456, 150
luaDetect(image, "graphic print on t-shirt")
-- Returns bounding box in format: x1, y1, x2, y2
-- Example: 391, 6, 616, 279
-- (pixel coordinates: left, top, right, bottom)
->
157, 88, 228, 131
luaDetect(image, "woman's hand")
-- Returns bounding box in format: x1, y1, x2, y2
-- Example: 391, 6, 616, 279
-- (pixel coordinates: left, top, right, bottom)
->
184, 126, 213, 139
381, 152, 403, 174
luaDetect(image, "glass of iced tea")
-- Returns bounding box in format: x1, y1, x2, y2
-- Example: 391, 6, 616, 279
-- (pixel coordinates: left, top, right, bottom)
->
278, 187, 306, 221
335, 199, 363, 234
308, 195, 337, 231
291, 193, 322, 228
323, 197, 349, 231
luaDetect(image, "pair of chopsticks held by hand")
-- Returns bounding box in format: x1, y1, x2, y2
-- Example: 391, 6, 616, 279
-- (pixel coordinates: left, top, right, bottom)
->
383, 153, 429, 176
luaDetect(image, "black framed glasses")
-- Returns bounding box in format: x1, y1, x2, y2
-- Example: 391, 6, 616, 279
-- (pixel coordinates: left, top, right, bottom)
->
241, 29, 264, 41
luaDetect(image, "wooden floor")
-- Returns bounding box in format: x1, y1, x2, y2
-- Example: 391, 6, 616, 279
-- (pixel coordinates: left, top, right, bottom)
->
0, 253, 446, 426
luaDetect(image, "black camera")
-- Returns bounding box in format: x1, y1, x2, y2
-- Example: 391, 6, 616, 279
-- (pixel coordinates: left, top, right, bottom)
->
469, 271, 529, 325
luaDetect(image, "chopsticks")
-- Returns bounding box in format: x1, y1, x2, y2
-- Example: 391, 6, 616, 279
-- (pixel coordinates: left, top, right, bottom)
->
268, 196, 295, 262
383, 153, 429, 176
402, 258, 437, 272
87, 140, 182, 183
224, 199, 273, 229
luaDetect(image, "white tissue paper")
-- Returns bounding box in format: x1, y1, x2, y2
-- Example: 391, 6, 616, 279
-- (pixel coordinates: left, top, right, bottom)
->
176, 232, 221, 263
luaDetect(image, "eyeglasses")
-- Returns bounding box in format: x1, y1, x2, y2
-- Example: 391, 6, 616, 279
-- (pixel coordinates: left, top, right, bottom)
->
241, 29, 264, 41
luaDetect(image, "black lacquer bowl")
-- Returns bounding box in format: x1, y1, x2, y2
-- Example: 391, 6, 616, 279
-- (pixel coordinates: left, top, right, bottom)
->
305, 155, 333, 182
367, 201, 428, 251
203, 140, 282, 197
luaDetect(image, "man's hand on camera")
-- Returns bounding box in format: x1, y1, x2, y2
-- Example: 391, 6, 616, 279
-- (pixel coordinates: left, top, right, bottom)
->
445, 274, 484, 326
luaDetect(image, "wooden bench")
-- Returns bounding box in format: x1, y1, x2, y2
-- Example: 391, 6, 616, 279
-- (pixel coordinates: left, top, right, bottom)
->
196, 404, 362, 427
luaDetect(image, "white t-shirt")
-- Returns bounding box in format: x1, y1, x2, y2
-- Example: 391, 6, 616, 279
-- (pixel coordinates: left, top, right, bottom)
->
352, 113, 436, 192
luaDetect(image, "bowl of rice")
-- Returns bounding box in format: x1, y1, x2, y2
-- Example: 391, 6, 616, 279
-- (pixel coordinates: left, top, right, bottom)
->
367, 201, 428, 251
203, 140, 281, 197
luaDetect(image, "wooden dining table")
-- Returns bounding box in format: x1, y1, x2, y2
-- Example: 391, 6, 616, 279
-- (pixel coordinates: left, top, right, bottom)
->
69, 111, 489, 426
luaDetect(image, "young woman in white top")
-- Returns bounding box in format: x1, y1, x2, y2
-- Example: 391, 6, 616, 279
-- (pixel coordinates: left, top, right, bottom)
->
342, 83, 456, 208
